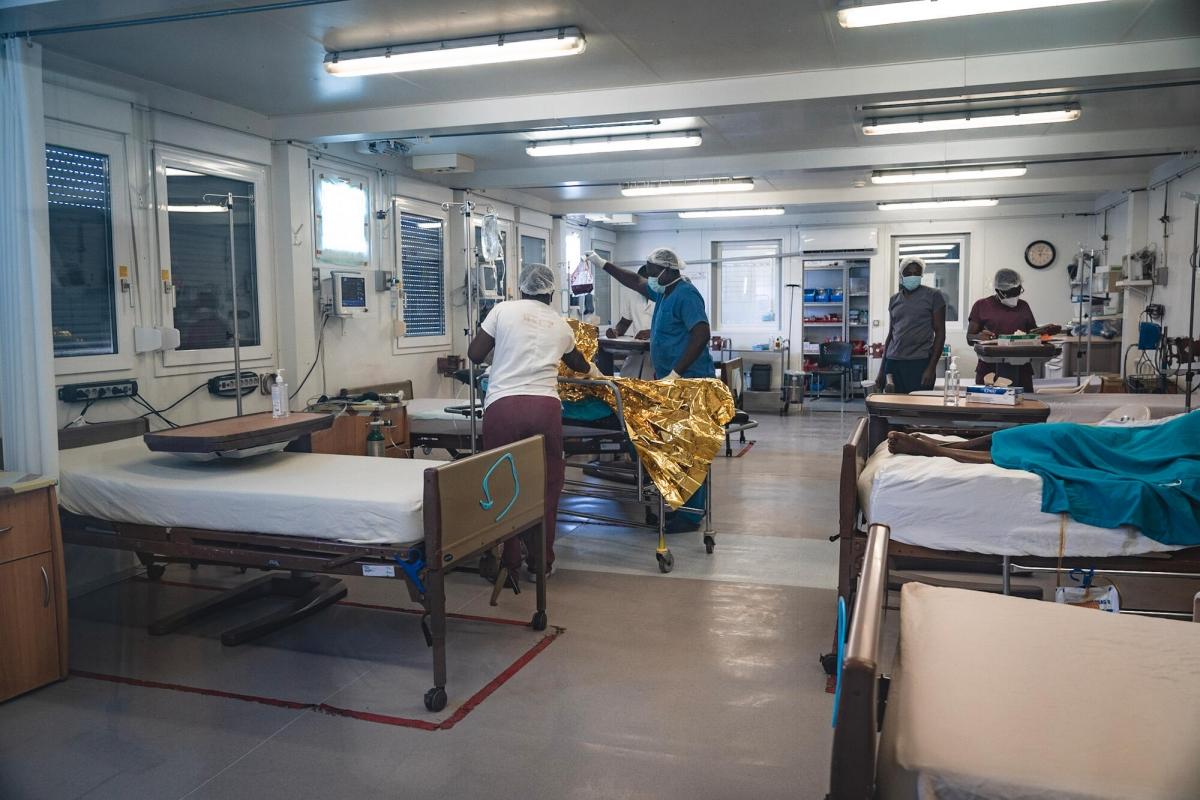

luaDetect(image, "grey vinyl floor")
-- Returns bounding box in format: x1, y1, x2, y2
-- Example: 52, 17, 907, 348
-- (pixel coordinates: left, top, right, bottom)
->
0, 408, 866, 800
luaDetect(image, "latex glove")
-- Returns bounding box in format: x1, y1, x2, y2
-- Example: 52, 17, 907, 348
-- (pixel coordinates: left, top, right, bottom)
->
586, 251, 606, 270
665, 370, 681, 381
587, 363, 604, 379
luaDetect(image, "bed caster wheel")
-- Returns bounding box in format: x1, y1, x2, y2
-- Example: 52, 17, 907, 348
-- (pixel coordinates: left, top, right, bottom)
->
820, 652, 838, 677
703, 534, 715, 555
657, 551, 674, 573
530, 610, 548, 631
146, 563, 166, 581
424, 686, 447, 712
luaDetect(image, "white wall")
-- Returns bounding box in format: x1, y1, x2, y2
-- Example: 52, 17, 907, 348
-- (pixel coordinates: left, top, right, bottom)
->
614, 211, 1095, 380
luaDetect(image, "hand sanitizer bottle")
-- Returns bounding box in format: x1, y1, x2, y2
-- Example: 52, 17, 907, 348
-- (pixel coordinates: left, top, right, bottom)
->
271, 369, 289, 418
943, 357, 959, 406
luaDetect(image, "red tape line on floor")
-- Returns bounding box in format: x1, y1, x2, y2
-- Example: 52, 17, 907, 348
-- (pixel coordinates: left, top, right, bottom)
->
734, 440, 756, 458
70, 628, 562, 732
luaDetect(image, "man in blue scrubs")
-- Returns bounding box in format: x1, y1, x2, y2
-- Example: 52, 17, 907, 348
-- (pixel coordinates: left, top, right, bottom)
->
588, 248, 714, 380
587, 248, 714, 531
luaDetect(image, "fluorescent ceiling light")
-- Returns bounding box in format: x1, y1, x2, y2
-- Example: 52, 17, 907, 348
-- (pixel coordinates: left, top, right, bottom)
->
878, 199, 999, 210
864, 105, 1079, 135
678, 207, 785, 219
621, 178, 755, 197
583, 213, 637, 225
167, 204, 225, 213
526, 131, 701, 157
325, 27, 586, 77
164, 167, 204, 177
526, 117, 697, 141
838, 1, 1113, 29
871, 165, 1027, 184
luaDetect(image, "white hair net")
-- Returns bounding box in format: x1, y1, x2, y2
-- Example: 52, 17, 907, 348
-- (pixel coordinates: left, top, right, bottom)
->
646, 247, 685, 271
994, 268, 1022, 291
899, 256, 926, 273
519, 263, 556, 296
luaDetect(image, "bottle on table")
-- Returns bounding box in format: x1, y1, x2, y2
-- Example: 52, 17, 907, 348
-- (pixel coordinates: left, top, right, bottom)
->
943, 357, 960, 406
270, 369, 289, 418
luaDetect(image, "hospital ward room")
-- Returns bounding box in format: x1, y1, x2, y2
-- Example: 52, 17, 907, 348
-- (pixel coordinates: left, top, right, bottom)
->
3, 1, 1200, 798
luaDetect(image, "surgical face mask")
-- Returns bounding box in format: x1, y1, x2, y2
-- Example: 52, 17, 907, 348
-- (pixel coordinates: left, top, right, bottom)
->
999, 294, 1020, 308
900, 275, 922, 292
648, 272, 680, 294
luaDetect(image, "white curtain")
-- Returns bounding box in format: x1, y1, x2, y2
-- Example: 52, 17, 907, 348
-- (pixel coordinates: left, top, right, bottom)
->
0, 40, 58, 476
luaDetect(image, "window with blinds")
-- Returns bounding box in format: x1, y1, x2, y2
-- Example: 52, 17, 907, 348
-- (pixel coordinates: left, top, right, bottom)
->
165, 173, 261, 350
400, 212, 446, 337
714, 239, 782, 329
46, 144, 118, 358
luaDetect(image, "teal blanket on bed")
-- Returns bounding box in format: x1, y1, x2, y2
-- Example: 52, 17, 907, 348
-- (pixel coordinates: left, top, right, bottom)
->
991, 411, 1200, 546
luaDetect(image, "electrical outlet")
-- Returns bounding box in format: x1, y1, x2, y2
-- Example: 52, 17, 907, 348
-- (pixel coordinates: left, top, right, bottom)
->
207, 371, 260, 398
58, 380, 139, 403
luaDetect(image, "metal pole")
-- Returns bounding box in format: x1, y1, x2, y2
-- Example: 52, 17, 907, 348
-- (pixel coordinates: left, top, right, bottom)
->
462, 204, 478, 453
227, 193, 243, 417
1184, 192, 1199, 412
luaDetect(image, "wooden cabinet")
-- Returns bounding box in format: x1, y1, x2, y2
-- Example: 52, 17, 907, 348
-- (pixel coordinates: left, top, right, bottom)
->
309, 407, 410, 458
0, 484, 69, 702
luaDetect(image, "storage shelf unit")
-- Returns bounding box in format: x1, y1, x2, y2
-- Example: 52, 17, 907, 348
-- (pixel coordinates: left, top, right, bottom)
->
801, 258, 872, 398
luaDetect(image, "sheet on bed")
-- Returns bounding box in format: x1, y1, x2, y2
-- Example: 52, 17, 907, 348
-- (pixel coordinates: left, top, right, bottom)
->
59, 437, 441, 544
859, 437, 1181, 556
878, 583, 1200, 800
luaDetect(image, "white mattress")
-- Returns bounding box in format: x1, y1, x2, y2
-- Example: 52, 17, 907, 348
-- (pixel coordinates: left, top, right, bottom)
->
407, 398, 478, 433
878, 584, 1200, 800
859, 438, 1181, 557
59, 437, 441, 544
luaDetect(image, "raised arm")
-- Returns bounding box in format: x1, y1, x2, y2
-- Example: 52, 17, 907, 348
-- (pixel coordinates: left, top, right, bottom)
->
589, 252, 648, 296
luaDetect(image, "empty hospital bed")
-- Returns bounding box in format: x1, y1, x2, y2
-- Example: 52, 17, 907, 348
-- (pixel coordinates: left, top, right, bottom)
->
57, 417, 549, 712
828, 523, 1200, 800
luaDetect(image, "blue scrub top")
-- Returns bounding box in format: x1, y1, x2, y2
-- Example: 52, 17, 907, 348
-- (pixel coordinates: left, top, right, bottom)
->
644, 280, 715, 379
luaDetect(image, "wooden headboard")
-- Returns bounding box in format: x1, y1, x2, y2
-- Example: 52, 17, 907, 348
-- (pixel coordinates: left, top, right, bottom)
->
59, 418, 150, 450
340, 380, 415, 401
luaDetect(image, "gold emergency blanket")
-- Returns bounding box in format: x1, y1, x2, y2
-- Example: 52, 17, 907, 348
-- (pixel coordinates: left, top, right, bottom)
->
559, 320, 735, 509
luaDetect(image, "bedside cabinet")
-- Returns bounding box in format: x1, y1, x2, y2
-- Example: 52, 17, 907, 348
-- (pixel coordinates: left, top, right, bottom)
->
0, 479, 69, 702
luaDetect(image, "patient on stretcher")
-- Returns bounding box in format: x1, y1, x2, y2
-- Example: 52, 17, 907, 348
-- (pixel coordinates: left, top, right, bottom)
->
886, 410, 1200, 545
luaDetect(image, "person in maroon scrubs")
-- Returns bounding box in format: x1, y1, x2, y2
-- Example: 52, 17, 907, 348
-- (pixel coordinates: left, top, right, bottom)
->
967, 268, 1038, 392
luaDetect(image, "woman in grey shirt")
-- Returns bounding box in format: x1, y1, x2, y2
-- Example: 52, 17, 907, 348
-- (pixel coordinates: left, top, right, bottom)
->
877, 257, 947, 394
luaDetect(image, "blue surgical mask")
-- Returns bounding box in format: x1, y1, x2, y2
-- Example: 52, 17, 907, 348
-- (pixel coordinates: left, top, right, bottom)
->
900, 275, 922, 292
648, 273, 679, 294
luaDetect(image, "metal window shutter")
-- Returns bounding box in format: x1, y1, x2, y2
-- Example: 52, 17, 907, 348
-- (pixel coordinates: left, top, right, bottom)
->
400, 212, 446, 337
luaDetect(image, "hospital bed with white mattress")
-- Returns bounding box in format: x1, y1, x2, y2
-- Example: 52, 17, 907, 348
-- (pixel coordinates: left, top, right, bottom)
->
57, 419, 549, 712
827, 523, 1200, 800
822, 416, 1200, 674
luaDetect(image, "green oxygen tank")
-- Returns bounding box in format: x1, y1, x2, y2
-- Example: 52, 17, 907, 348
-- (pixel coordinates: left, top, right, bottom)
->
366, 419, 387, 457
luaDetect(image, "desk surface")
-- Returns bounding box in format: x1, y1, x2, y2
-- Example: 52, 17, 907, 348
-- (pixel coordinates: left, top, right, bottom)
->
867, 394, 1049, 419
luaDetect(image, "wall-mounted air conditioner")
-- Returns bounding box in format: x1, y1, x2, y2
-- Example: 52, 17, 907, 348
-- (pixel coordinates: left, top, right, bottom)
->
801, 227, 878, 254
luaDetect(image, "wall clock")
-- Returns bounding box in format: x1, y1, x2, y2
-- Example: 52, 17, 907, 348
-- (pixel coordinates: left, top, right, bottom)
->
1025, 240, 1056, 269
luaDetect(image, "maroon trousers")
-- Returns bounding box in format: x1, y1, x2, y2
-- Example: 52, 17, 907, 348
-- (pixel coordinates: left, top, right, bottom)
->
482, 395, 565, 570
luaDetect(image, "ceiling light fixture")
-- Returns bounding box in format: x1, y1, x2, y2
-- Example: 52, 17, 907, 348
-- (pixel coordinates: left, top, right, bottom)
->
621, 178, 755, 197
324, 26, 586, 77
526, 131, 702, 157
678, 207, 785, 219
583, 213, 637, 225
863, 105, 1079, 135
871, 165, 1027, 184
837, 0, 1113, 29
526, 117, 698, 141
878, 199, 999, 210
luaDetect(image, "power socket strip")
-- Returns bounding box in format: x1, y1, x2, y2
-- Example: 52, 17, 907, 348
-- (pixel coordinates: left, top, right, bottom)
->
58, 380, 139, 403
207, 371, 260, 398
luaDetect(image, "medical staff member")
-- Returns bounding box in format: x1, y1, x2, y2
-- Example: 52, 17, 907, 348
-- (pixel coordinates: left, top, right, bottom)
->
588, 248, 714, 380
967, 268, 1039, 392
588, 247, 713, 532
600, 264, 655, 379
878, 256, 947, 394
468, 263, 598, 581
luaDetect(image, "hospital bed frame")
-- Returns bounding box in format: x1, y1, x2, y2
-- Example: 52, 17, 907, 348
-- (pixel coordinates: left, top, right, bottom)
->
59, 422, 549, 713
822, 417, 1200, 675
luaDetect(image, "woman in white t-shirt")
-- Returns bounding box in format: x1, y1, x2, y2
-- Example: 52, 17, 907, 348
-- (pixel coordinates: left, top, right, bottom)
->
468, 263, 597, 582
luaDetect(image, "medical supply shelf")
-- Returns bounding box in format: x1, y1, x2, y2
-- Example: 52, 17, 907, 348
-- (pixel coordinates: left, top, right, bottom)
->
802, 258, 873, 399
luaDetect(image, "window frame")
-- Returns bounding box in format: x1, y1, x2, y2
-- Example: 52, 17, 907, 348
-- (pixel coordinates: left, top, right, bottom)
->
712, 238, 784, 333
313, 168, 371, 269
45, 121, 137, 377
391, 196, 452, 353
891, 233, 969, 330
153, 146, 276, 373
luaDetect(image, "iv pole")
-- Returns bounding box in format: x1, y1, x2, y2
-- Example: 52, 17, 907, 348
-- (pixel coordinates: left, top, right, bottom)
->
203, 192, 254, 416
443, 199, 478, 452
1181, 191, 1199, 413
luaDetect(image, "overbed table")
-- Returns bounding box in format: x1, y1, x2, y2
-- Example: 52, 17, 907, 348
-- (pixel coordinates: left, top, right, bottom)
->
865, 393, 1050, 450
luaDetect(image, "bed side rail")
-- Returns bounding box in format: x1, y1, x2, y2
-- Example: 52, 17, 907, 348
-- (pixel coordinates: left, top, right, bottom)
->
829, 522, 890, 800
838, 418, 868, 542
423, 435, 546, 569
